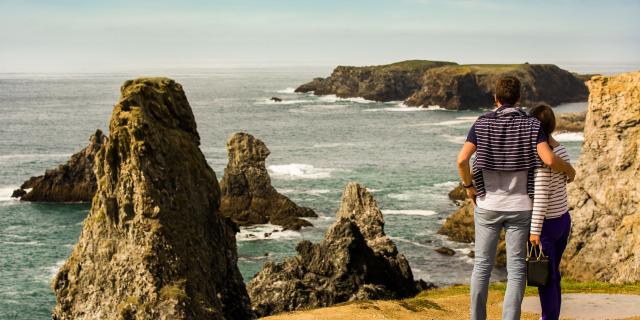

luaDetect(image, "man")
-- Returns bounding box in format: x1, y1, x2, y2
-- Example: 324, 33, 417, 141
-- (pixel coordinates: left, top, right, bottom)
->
457, 76, 575, 320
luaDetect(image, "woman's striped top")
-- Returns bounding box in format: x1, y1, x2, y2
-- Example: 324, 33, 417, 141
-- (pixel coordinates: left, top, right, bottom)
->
530, 144, 570, 235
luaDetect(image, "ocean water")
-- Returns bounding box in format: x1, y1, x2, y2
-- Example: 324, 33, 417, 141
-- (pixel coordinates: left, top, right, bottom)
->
0, 68, 585, 319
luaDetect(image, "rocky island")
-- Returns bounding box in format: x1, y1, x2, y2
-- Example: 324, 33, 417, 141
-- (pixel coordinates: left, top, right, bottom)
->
52, 78, 254, 319
11, 129, 105, 202
219, 132, 317, 230
247, 182, 423, 317
296, 60, 589, 110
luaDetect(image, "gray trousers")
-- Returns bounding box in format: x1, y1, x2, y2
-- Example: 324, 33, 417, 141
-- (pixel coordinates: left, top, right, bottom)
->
470, 206, 531, 320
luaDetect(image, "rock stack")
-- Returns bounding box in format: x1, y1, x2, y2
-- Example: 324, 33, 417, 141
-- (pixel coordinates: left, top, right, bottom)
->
247, 182, 419, 317
52, 78, 254, 319
12, 129, 105, 202
562, 72, 640, 283
219, 132, 317, 230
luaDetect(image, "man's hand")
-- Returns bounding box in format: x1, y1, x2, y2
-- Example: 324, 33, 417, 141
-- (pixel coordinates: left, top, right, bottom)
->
466, 186, 477, 207
529, 234, 540, 246
566, 166, 576, 183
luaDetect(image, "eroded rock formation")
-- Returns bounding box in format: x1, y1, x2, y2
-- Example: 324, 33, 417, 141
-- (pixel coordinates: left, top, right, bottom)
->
561, 72, 640, 283
219, 132, 317, 230
52, 78, 254, 319
12, 129, 105, 202
296, 61, 589, 110
438, 186, 506, 267
247, 182, 419, 317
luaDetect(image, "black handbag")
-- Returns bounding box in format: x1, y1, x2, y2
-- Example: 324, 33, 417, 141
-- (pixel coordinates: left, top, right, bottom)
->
526, 242, 550, 287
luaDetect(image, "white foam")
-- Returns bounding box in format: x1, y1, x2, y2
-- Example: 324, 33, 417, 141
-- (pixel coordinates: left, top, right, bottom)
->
431, 116, 478, 126
256, 98, 310, 105
318, 94, 376, 104
311, 142, 358, 148
440, 134, 467, 144
47, 260, 66, 280
0, 186, 19, 202
433, 181, 460, 189
236, 224, 302, 242
555, 132, 584, 142
389, 236, 430, 248
382, 210, 438, 216
277, 188, 332, 196
276, 87, 296, 94
268, 163, 338, 180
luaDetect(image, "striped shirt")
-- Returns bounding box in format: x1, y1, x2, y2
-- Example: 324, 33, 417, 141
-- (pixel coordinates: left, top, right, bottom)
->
467, 105, 546, 199
530, 144, 570, 235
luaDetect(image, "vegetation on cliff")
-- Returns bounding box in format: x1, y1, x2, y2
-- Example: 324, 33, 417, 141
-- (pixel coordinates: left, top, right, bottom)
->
296, 60, 589, 110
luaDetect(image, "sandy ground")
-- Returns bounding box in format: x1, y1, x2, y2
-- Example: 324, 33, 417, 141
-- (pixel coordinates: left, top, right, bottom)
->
263, 292, 640, 320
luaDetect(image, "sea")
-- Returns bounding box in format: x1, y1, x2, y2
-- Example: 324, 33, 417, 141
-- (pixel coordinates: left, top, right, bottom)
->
0, 66, 602, 319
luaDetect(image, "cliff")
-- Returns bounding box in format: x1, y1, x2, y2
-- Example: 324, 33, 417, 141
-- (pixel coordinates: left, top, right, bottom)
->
247, 182, 420, 317
52, 78, 254, 319
561, 71, 640, 283
12, 129, 105, 202
219, 132, 317, 230
296, 61, 588, 110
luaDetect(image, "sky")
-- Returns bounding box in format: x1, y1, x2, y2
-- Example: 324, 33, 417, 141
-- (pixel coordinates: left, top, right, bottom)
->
0, 0, 639, 72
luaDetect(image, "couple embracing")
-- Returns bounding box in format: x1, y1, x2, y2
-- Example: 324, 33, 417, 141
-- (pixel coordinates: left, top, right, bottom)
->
457, 76, 575, 320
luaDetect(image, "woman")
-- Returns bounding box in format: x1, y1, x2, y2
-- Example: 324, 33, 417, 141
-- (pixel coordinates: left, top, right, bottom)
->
528, 104, 572, 320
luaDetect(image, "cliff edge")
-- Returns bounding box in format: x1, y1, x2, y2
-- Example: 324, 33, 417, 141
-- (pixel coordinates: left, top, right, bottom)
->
562, 71, 640, 283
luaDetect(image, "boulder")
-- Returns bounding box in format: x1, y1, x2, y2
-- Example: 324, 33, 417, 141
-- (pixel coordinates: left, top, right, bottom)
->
52, 78, 254, 319
219, 132, 317, 230
247, 182, 420, 317
561, 72, 640, 283
13, 129, 105, 202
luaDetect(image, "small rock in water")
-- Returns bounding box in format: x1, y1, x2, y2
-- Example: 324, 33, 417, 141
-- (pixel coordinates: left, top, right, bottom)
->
468, 250, 475, 258
11, 188, 26, 198
264, 232, 272, 238
270, 97, 282, 102
435, 247, 456, 256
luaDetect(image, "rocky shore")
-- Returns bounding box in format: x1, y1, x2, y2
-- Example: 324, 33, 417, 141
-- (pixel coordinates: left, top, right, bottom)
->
556, 111, 587, 132
11, 129, 105, 202
296, 61, 589, 110
561, 71, 640, 283
52, 78, 254, 319
247, 182, 425, 317
219, 132, 317, 230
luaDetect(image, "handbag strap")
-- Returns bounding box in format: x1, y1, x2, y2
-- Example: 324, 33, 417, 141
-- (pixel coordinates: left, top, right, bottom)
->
527, 242, 547, 260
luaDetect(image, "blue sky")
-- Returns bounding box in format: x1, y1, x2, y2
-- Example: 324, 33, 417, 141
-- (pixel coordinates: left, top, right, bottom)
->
1, 0, 639, 72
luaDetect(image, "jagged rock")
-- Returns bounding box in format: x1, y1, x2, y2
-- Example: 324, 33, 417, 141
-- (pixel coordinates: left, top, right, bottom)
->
52, 78, 254, 320
561, 72, 640, 283
11, 188, 26, 198
435, 247, 456, 256
448, 183, 467, 202
13, 130, 105, 202
247, 182, 419, 317
296, 61, 589, 110
219, 132, 317, 230
438, 199, 506, 267
555, 111, 586, 132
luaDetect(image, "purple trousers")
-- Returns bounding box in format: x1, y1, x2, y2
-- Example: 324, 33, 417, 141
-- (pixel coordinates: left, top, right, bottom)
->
538, 212, 571, 320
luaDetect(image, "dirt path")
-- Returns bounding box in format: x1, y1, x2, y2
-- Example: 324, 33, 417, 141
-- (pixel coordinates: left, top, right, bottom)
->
522, 293, 640, 320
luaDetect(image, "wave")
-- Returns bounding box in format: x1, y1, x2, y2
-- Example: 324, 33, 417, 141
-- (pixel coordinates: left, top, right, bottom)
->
389, 236, 431, 248
47, 260, 66, 281
318, 94, 376, 104
440, 134, 467, 145
289, 104, 351, 113
431, 116, 478, 126
382, 209, 438, 216
311, 142, 358, 148
236, 224, 303, 242
276, 87, 296, 94
256, 98, 311, 105
277, 188, 332, 196
0, 186, 19, 202
555, 132, 584, 142
268, 163, 338, 180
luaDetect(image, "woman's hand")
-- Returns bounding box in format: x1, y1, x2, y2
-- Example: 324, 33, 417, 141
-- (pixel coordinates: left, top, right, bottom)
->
466, 186, 477, 207
530, 234, 540, 246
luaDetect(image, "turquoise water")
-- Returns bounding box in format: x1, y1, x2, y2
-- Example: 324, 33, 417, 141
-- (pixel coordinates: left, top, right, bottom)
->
0, 69, 585, 319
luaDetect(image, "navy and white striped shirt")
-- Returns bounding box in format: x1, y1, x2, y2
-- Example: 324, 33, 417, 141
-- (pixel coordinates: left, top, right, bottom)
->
467, 106, 546, 199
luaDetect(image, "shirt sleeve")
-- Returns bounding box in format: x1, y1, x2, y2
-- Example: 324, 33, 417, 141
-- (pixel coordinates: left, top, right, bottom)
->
536, 127, 548, 144
531, 166, 552, 235
466, 123, 477, 145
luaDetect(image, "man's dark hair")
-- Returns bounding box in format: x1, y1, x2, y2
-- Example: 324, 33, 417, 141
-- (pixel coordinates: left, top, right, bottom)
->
529, 104, 556, 138
494, 76, 521, 105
